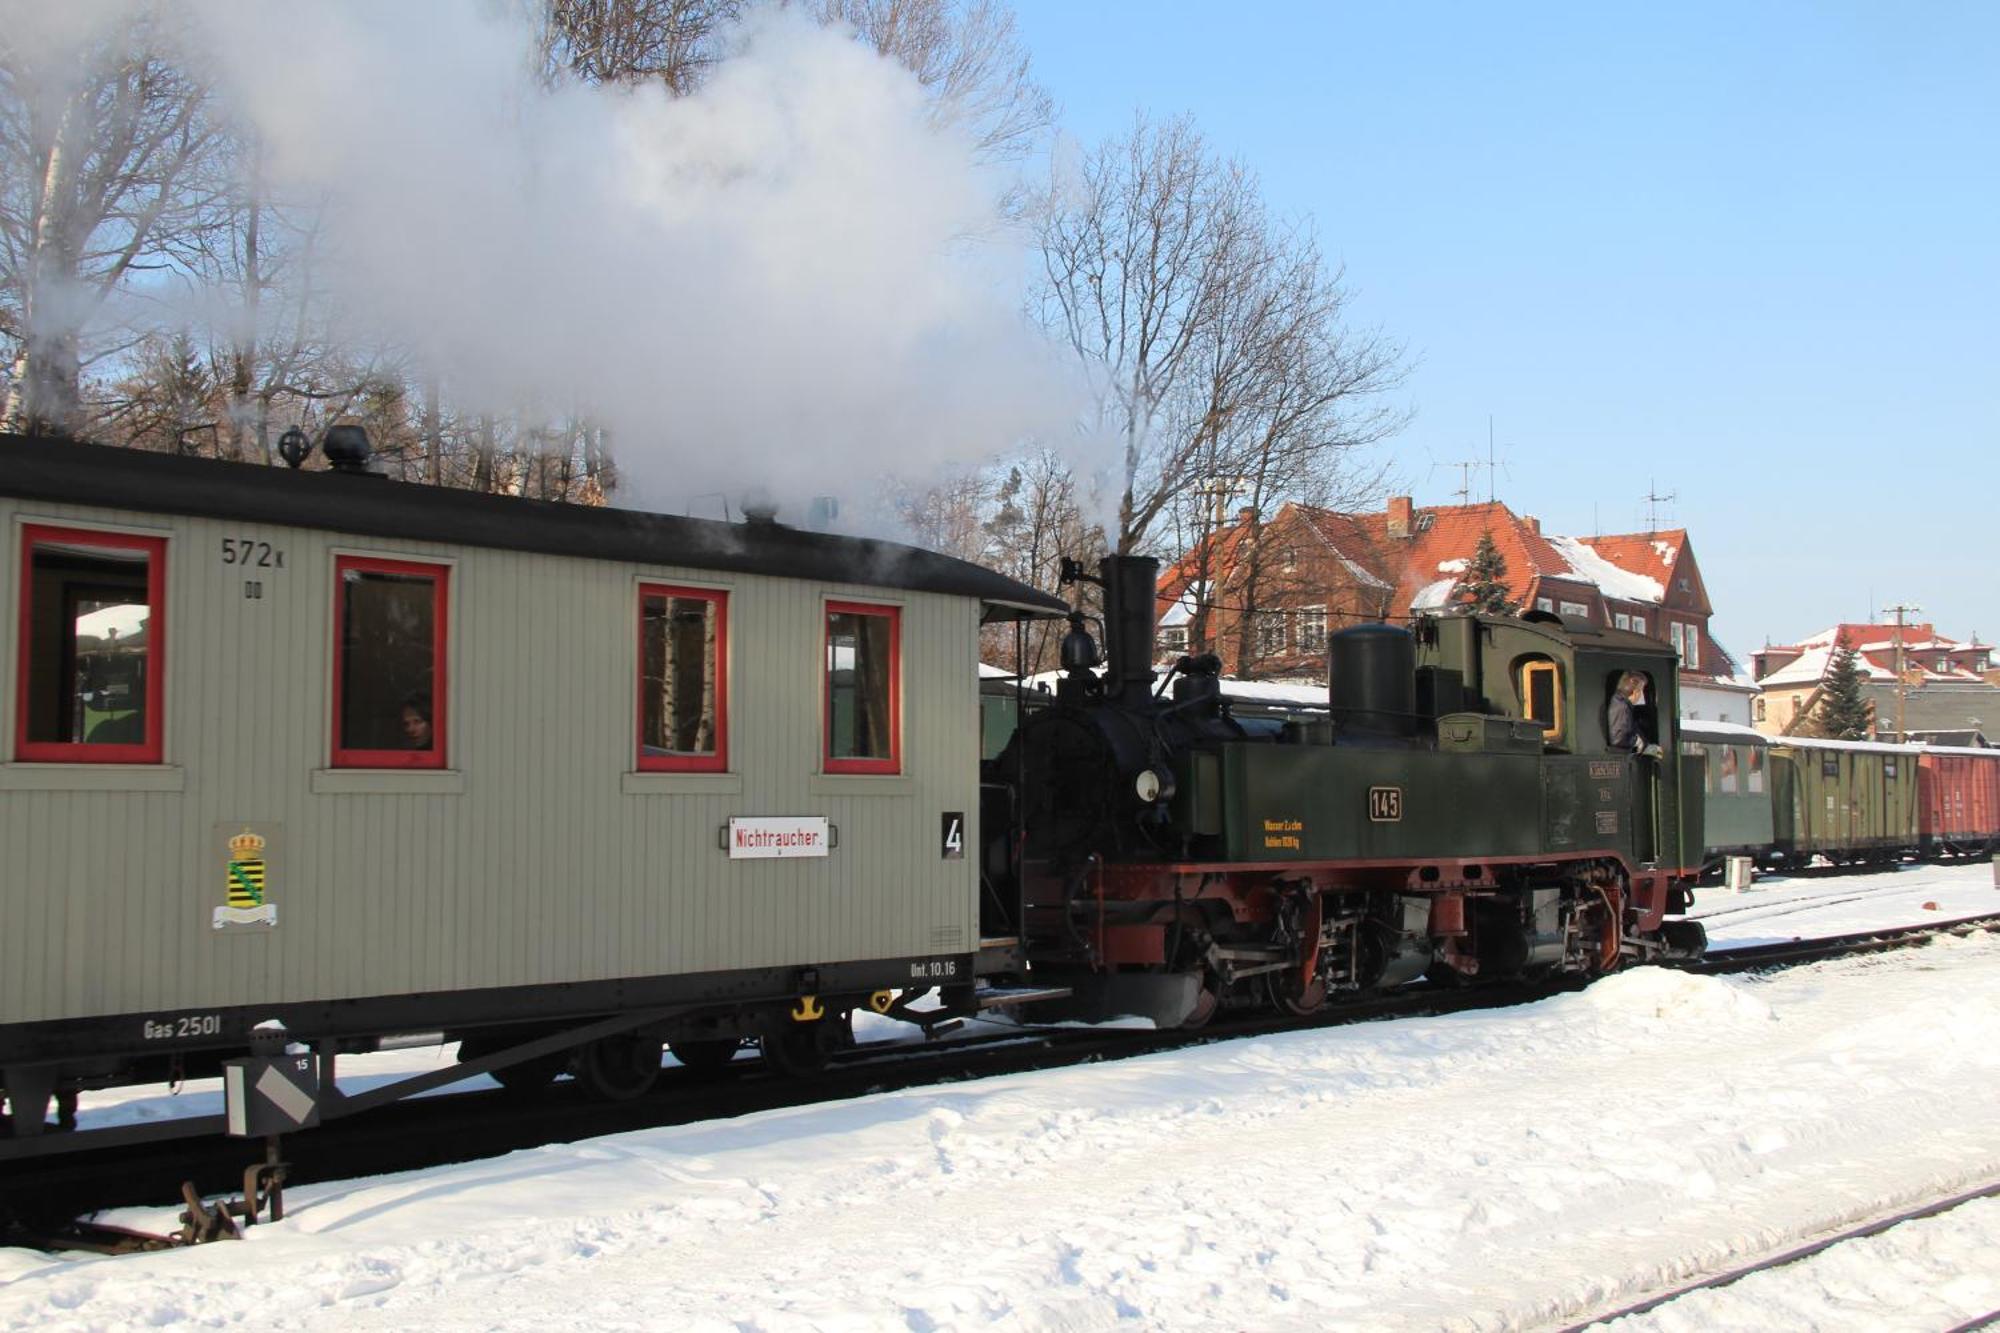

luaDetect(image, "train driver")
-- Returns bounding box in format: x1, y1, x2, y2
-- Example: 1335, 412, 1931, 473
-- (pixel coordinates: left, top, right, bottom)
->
1609, 671, 1662, 758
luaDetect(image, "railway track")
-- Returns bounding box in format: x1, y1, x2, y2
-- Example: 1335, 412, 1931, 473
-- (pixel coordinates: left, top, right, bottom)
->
1549, 1179, 2000, 1332
7, 912, 1997, 1255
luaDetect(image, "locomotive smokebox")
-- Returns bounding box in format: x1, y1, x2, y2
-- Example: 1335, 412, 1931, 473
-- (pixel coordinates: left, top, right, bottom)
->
1329, 623, 1417, 738
1100, 555, 1160, 705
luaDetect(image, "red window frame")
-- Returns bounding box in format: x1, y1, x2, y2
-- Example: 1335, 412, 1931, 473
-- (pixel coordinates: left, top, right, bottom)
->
636, 583, 729, 773
824, 600, 901, 775
331, 554, 449, 770
15, 524, 167, 764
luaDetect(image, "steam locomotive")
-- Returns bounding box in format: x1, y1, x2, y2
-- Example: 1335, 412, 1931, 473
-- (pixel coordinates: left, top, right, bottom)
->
984, 555, 1710, 1028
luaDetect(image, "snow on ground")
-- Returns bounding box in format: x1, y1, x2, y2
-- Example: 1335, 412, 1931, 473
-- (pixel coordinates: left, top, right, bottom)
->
1692, 857, 1999, 948
1608, 1194, 2000, 1332
4, 889, 1999, 1329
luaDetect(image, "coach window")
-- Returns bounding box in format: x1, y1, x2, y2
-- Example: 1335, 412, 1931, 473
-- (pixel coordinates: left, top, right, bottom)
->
1747, 747, 1765, 793
333, 556, 447, 769
16, 525, 166, 763
639, 585, 727, 771
825, 601, 900, 774
1517, 658, 1563, 745
1719, 745, 1739, 795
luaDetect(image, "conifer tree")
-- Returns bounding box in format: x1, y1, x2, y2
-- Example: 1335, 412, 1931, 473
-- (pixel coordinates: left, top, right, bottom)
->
1452, 530, 1519, 615
1816, 643, 1873, 739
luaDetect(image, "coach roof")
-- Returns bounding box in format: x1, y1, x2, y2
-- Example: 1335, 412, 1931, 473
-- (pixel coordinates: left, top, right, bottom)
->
0, 433, 1068, 619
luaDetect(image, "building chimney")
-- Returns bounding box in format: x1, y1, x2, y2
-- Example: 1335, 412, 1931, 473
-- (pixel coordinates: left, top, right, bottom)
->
1387, 496, 1413, 539
1237, 506, 1258, 524
1523, 514, 1541, 535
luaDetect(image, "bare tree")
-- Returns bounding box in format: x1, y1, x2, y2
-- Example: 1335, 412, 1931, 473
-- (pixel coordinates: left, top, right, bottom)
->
804, 0, 1050, 166
0, 12, 225, 435
538, 0, 742, 92
1037, 114, 1404, 564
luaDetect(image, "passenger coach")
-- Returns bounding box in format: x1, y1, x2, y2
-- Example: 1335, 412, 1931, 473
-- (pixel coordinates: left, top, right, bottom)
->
0, 431, 1062, 1142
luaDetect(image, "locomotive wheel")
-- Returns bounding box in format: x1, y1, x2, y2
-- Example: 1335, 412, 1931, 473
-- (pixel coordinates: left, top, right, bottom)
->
576, 1035, 663, 1101
1266, 970, 1327, 1017
1180, 970, 1223, 1030
668, 1038, 742, 1074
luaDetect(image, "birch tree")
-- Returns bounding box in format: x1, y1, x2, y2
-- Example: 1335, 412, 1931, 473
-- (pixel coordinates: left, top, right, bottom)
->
0, 12, 224, 435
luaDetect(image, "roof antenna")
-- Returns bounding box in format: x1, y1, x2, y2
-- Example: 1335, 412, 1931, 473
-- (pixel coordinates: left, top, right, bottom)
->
1641, 478, 1677, 534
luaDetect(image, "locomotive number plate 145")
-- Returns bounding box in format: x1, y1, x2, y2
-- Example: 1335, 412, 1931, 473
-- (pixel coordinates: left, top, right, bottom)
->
1368, 786, 1404, 822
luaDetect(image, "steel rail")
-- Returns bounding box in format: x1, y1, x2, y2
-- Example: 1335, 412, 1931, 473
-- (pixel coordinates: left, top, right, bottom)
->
1548, 1179, 2000, 1332
6, 915, 1996, 1253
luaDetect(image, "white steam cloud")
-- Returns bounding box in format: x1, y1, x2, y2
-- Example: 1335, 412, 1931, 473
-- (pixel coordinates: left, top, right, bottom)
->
26, 1, 1083, 519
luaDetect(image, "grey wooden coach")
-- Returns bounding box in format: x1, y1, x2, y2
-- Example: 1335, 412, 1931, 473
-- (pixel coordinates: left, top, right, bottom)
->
0, 433, 1062, 1141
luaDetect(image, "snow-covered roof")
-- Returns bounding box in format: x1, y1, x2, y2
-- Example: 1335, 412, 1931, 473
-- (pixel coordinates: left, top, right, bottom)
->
1680, 719, 1768, 744
1544, 535, 1665, 605
1757, 641, 1993, 688
1411, 577, 1458, 610
1158, 581, 1208, 628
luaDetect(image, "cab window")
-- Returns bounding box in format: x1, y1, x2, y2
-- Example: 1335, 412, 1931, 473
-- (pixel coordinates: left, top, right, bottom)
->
1517, 658, 1563, 744
16, 525, 166, 763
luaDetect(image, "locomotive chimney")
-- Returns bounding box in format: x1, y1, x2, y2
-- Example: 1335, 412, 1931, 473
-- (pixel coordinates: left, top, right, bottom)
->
1099, 555, 1161, 705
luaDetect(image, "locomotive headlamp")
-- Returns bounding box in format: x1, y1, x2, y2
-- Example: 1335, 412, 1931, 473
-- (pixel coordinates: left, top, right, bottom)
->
1135, 767, 1176, 804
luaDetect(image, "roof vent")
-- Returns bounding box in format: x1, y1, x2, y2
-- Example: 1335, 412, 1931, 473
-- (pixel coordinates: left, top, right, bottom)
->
322, 424, 375, 476
741, 488, 780, 526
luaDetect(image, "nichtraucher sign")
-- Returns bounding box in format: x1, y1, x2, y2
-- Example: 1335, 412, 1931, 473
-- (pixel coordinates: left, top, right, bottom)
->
724, 816, 832, 859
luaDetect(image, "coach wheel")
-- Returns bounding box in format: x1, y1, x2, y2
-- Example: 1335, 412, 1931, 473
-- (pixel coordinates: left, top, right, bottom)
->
577, 1035, 663, 1101
492, 1051, 570, 1093
668, 1038, 742, 1074
759, 1011, 850, 1078
457, 1038, 569, 1094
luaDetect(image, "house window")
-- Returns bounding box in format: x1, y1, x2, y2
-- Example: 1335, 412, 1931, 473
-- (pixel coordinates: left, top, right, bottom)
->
1298, 606, 1328, 655
1670, 622, 1686, 659
1535, 597, 1554, 613
1631, 615, 1646, 634
826, 601, 900, 774
1254, 610, 1287, 656
1559, 601, 1589, 619
1683, 625, 1700, 670
1753, 696, 1767, 721
1614, 613, 1632, 631
333, 556, 447, 769
638, 585, 727, 771
16, 524, 166, 763
1158, 625, 1189, 655
1518, 658, 1563, 744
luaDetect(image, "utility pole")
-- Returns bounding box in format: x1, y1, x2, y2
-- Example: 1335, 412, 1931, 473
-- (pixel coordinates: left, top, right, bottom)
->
1883, 602, 1922, 741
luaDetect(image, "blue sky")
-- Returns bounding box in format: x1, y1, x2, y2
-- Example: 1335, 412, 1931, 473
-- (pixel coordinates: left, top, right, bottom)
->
1010, 1, 1997, 663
